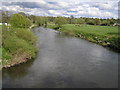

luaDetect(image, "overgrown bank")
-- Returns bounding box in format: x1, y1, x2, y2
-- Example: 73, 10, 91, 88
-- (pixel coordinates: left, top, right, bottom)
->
2, 13, 38, 68
48, 24, 119, 52
2, 25, 37, 68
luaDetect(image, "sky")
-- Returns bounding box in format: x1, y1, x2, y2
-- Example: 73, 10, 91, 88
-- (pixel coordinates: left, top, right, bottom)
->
1, 0, 120, 19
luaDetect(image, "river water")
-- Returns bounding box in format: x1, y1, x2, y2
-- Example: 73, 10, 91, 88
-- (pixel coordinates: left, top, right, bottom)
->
2, 27, 119, 88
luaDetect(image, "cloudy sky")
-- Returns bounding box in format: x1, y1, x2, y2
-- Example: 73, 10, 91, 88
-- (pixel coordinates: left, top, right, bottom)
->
1, 0, 119, 19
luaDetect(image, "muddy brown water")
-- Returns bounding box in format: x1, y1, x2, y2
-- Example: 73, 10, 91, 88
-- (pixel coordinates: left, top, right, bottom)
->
2, 27, 119, 88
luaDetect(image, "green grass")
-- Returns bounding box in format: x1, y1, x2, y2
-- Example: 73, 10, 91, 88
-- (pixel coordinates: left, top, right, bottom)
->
48, 24, 119, 51
60, 24, 118, 36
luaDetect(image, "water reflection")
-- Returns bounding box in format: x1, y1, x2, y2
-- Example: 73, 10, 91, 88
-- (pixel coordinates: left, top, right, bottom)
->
2, 59, 34, 80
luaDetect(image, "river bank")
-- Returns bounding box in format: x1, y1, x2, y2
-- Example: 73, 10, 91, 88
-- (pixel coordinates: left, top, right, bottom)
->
2, 52, 31, 68
2, 25, 37, 69
48, 24, 119, 52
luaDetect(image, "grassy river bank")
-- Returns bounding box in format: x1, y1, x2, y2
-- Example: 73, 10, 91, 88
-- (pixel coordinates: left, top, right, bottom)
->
48, 24, 119, 52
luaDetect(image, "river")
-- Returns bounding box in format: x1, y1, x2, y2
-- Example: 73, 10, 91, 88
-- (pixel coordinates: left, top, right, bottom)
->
2, 27, 119, 88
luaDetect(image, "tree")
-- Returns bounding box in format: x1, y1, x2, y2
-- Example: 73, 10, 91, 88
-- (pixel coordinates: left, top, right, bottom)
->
54, 16, 67, 27
70, 15, 74, 24
85, 18, 89, 24
94, 18, 101, 25
109, 18, 116, 25
71, 19, 78, 24
47, 16, 55, 23
44, 17, 48, 27
36, 16, 48, 27
77, 18, 85, 24
101, 20, 110, 26
18, 12, 27, 17
10, 14, 31, 28
87, 19, 95, 25
28, 15, 37, 23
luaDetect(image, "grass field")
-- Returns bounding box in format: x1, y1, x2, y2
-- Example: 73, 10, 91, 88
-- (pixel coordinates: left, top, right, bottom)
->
48, 24, 119, 52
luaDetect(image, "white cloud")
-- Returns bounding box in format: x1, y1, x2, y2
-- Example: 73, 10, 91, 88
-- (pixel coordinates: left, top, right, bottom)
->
49, 10, 61, 15
96, 2, 112, 10
58, 2, 69, 7
1, 0, 118, 19
48, 9, 67, 16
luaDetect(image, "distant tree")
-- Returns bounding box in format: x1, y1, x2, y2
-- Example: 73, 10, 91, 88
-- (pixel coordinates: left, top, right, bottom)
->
70, 15, 74, 19
36, 16, 48, 27
87, 19, 95, 25
85, 18, 90, 24
101, 20, 110, 26
72, 19, 78, 24
44, 17, 48, 27
36, 16, 43, 26
54, 16, 67, 27
18, 12, 27, 17
70, 15, 74, 24
109, 18, 116, 25
28, 15, 36, 23
47, 16, 55, 23
65, 17, 70, 24
94, 18, 101, 25
77, 18, 85, 24
10, 14, 31, 28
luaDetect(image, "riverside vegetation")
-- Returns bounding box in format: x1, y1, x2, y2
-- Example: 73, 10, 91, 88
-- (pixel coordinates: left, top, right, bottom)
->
1, 11, 119, 68
1, 13, 37, 68
48, 24, 119, 52
47, 16, 119, 52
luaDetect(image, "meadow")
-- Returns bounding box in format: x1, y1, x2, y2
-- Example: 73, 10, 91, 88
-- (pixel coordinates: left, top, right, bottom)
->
48, 24, 119, 51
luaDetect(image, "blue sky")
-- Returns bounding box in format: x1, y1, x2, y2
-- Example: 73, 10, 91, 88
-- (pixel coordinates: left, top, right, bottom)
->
1, 0, 119, 18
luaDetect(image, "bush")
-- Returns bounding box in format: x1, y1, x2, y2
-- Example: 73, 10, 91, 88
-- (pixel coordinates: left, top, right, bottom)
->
11, 28, 37, 44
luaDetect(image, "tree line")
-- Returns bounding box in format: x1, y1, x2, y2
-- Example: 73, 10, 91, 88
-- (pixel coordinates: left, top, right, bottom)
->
0, 11, 119, 28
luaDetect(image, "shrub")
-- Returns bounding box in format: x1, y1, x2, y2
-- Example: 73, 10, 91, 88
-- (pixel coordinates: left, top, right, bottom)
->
11, 28, 37, 44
